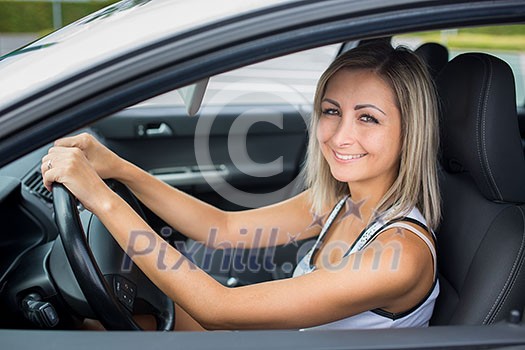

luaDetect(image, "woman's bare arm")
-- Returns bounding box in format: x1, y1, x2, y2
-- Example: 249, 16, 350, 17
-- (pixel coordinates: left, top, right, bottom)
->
54, 133, 321, 248
116, 160, 319, 248
93, 190, 433, 330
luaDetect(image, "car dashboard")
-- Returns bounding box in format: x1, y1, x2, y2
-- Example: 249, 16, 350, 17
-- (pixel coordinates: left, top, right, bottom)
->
0, 135, 99, 329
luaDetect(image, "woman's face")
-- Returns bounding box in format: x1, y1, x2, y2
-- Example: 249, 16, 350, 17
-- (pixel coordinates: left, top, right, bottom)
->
317, 68, 402, 191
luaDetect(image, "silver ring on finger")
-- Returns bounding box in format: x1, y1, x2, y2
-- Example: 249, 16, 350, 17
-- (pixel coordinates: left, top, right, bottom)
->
47, 160, 52, 170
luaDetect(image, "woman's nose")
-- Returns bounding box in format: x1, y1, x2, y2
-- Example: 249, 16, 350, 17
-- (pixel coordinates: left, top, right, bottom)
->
330, 116, 356, 147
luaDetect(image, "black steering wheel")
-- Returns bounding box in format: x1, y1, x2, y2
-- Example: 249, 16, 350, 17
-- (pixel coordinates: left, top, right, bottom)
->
52, 182, 175, 331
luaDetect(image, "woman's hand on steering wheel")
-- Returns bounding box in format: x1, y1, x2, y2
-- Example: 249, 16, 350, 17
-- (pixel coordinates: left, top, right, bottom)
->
41, 142, 113, 214
53, 133, 125, 181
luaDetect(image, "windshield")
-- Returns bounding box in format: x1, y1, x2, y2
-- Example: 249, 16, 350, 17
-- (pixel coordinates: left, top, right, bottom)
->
0, 0, 291, 111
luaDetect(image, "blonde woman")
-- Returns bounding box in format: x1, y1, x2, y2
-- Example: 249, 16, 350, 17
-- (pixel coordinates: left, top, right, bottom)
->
42, 41, 440, 330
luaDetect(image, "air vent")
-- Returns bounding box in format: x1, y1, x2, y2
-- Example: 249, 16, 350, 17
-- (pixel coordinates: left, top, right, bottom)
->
24, 171, 53, 203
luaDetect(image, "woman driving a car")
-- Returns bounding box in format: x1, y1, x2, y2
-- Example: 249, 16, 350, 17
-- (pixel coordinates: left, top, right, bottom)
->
42, 41, 441, 330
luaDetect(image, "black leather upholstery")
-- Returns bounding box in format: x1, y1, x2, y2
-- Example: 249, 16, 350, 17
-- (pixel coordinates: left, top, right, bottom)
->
439, 54, 525, 203
431, 53, 525, 325
415, 42, 449, 79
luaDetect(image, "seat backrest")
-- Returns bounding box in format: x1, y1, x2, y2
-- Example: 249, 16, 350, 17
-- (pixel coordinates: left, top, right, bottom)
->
415, 42, 449, 79
431, 53, 525, 325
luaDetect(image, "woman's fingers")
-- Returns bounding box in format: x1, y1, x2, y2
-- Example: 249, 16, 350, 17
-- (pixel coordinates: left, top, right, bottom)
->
46, 146, 75, 155
41, 153, 67, 191
47, 133, 122, 184
40, 155, 52, 191
53, 132, 92, 149
41, 147, 86, 188
42, 167, 60, 192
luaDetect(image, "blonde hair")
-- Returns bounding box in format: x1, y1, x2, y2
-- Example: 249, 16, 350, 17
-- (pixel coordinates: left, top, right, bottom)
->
303, 42, 441, 230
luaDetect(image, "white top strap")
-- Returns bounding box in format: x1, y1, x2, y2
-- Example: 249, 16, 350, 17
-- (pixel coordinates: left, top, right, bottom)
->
376, 222, 437, 280
303, 195, 349, 270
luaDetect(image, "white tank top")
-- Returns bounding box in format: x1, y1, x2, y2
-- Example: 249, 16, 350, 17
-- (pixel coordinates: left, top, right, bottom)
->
293, 196, 439, 330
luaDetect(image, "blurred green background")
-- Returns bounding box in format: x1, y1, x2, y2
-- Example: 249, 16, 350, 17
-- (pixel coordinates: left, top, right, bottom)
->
0, 0, 117, 35
399, 27, 525, 52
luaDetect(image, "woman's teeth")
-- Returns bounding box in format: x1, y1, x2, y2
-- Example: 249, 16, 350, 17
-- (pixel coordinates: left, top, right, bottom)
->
335, 152, 366, 160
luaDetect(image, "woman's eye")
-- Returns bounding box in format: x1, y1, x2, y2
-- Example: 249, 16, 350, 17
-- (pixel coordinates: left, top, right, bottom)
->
322, 108, 340, 116
359, 114, 379, 124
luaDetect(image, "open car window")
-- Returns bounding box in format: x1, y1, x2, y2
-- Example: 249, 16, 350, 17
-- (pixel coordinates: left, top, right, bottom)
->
132, 44, 339, 112
393, 24, 525, 106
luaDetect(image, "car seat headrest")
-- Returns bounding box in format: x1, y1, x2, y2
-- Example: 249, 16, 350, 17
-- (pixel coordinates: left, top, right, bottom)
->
437, 53, 525, 203
415, 42, 449, 79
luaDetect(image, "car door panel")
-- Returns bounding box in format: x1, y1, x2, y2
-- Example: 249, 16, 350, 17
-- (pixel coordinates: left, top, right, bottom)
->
92, 104, 309, 210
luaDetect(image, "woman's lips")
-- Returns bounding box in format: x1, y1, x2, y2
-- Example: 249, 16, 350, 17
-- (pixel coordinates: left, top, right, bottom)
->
333, 150, 367, 162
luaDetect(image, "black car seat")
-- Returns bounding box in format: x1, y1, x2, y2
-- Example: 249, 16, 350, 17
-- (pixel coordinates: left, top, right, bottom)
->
415, 42, 449, 80
430, 52, 525, 325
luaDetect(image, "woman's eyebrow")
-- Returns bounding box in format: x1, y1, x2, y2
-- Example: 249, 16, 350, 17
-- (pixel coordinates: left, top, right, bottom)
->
322, 98, 340, 108
355, 104, 386, 115
323, 99, 387, 116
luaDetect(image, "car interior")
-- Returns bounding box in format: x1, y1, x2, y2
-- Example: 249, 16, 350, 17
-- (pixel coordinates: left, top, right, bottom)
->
0, 22, 525, 331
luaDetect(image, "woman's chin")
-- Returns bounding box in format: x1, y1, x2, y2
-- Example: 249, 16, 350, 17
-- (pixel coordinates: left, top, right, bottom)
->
329, 170, 357, 184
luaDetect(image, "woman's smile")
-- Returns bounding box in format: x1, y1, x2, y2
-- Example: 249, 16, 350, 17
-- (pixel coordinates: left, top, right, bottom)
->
332, 150, 368, 162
